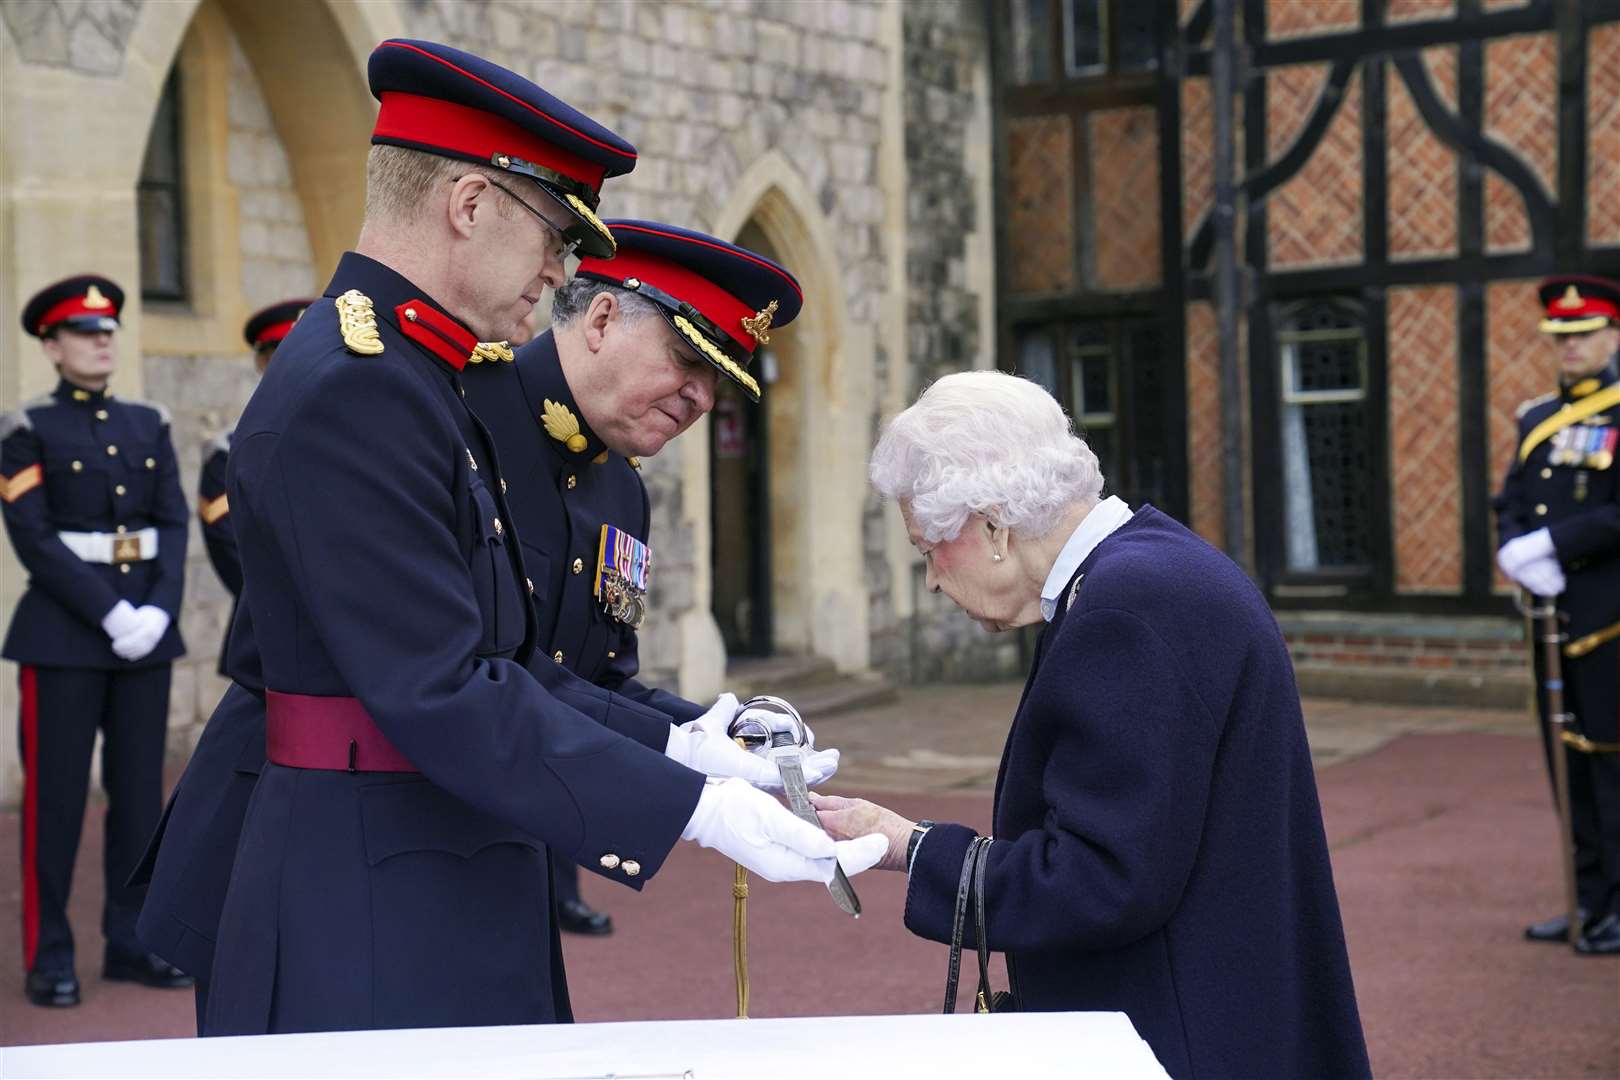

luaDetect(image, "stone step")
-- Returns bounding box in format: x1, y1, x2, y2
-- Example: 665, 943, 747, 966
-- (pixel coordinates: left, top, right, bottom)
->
1293, 662, 1531, 711
726, 654, 899, 720
726, 652, 838, 695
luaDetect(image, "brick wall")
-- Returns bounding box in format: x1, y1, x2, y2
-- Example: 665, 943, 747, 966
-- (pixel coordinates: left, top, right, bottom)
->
1088, 108, 1161, 291
1268, 66, 1362, 269
1005, 115, 1075, 295
1589, 24, 1620, 247
1185, 301, 1225, 549
1388, 49, 1458, 261
1388, 286, 1463, 593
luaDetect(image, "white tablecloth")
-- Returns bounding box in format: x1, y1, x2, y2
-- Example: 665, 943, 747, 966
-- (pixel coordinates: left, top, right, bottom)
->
2, 1012, 1167, 1079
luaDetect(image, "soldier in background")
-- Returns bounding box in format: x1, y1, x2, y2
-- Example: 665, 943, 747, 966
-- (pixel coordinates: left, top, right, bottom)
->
197, 300, 313, 664
1, 276, 193, 1006
1494, 274, 1620, 956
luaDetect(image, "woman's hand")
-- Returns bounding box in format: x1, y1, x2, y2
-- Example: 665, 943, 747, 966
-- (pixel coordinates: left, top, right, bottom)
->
809, 793, 914, 872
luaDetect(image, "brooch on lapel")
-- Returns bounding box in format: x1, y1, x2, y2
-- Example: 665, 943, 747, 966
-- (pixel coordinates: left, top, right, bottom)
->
1066, 574, 1084, 612
335, 290, 384, 356
541, 399, 589, 454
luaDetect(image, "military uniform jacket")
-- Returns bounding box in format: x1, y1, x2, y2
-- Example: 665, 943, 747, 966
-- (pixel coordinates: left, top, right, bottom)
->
1494, 362, 1620, 646
461, 332, 704, 724
200, 253, 704, 1036
198, 433, 240, 674
0, 380, 187, 668
905, 509, 1370, 1078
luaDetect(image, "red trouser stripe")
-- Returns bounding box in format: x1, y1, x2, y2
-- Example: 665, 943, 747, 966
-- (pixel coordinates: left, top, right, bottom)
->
19, 666, 39, 971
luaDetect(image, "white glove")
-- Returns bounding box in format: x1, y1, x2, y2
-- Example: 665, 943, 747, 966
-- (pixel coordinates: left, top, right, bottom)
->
1496, 528, 1556, 578
1514, 556, 1566, 598
111, 605, 170, 662
101, 599, 141, 641
680, 777, 887, 883
665, 693, 841, 792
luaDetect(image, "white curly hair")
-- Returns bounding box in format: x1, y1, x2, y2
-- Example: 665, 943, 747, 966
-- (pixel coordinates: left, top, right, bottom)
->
870, 370, 1105, 542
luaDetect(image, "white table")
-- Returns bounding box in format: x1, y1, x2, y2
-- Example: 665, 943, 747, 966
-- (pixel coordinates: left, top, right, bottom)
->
2, 1012, 1167, 1079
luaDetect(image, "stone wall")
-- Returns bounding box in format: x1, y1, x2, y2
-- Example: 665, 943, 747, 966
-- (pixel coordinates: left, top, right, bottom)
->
143, 16, 318, 751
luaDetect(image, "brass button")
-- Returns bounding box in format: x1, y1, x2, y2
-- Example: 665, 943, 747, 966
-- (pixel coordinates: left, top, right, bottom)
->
146, 457, 156, 469
106, 445, 118, 456
1535, 503, 1548, 516
492, 517, 503, 536
553, 650, 564, 663
606, 650, 617, 659
404, 307, 418, 321
119, 563, 131, 574
525, 577, 534, 594
599, 854, 620, 870
572, 557, 583, 574
566, 474, 577, 490
622, 860, 641, 877
71, 460, 82, 472
458, 384, 466, 397
114, 484, 126, 496
95, 409, 108, 421
1540, 468, 1553, 479
500, 478, 507, 494
115, 525, 127, 534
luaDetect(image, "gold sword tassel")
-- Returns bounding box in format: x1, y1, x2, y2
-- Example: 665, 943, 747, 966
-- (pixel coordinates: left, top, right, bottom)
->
732, 863, 750, 1019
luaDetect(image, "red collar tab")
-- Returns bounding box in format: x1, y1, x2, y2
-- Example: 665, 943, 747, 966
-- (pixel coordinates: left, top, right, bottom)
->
374, 92, 606, 195
579, 248, 759, 354
396, 300, 476, 372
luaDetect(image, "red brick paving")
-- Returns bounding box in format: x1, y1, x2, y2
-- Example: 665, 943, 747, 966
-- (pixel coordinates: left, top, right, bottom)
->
3, 727, 1618, 1076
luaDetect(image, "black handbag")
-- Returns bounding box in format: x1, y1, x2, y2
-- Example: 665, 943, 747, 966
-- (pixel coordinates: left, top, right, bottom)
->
942, 835, 1016, 1014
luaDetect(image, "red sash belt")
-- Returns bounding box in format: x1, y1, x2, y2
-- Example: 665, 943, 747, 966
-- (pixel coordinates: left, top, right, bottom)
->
265, 691, 419, 773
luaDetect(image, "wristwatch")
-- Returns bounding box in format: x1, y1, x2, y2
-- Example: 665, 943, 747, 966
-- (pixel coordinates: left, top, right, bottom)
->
906, 819, 935, 873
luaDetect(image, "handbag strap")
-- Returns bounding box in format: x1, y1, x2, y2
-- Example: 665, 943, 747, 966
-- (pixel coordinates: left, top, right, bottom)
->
942, 835, 987, 1014
972, 836, 995, 1013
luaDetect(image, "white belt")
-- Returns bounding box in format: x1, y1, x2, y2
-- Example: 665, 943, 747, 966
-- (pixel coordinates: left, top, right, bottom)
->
58, 528, 159, 564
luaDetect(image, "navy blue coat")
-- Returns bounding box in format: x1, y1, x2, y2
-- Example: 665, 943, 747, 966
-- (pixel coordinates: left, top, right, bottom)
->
1, 380, 187, 668
905, 508, 1369, 1078
193, 253, 704, 1035
460, 332, 703, 723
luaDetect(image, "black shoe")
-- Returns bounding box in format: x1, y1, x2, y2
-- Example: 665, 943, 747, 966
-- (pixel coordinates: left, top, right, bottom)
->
557, 898, 614, 936
103, 949, 195, 988
1574, 913, 1620, 956
1524, 909, 1588, 942
24, 970, 81, 1007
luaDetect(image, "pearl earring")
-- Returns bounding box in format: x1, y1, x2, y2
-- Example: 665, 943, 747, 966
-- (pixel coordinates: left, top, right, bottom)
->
992, 554, 1003, 562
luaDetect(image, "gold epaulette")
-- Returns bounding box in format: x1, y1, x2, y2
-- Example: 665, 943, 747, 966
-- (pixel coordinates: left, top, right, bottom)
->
335, 290, 384, 355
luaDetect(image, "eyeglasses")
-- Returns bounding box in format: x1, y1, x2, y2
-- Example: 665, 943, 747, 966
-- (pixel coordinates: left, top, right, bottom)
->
481, 176, 581, 263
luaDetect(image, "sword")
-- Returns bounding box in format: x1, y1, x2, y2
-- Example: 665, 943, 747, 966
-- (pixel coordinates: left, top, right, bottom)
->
1515, 587, 1581, 946
729, 696, 861, 918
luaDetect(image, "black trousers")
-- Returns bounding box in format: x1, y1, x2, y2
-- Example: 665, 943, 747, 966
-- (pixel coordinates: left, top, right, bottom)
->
17, 664, 170, 974
553, 859, 581, 904
1533, 637, 1620, 920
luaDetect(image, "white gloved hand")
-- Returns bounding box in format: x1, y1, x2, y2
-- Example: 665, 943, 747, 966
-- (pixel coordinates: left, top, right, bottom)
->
1497, 528, 1556, 578
680, 777, 885, 883
111, 605, 170, 662
1514, 556, 1566, 598
101, 599, 141, 641
665, 693, 841, 792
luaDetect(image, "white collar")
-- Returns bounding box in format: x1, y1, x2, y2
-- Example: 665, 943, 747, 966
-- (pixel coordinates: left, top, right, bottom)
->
1039, 496, 1133, 622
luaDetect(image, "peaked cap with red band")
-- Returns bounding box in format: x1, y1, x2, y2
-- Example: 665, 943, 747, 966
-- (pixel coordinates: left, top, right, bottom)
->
22, 275, 124, 338
368, 38, 635, 260
1538, 274, 1620, 335
244, 298, 316, 350
576, 220, 803, 403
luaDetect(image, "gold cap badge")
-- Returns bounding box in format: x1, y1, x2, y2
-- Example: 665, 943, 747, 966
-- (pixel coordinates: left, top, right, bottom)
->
741, 299, 778, 346
1555, 285, 1584, 310
83, 285, 112, 309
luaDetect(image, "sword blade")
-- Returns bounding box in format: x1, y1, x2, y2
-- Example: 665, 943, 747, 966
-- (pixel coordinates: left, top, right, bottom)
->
774, 752, 861, 917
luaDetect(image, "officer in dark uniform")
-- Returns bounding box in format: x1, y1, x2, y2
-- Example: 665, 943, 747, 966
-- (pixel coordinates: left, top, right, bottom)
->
463, 219, 828, 937
1493, 274, 1620, 955
2, 276, 193, 1006
144, 40, 870, 1037
198, 300, 313, 665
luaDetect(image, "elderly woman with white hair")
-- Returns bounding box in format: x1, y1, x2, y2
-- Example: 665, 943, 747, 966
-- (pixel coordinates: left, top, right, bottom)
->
814, 371, 1370, 1078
